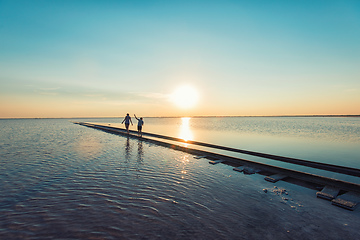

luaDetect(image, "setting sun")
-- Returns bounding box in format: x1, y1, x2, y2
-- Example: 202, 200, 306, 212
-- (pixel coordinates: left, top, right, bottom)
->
170, 85, 199, 109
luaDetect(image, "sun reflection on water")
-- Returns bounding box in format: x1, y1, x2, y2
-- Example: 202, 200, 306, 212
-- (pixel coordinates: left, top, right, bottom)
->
179, 117, 193, 143
179, 155, 190, 179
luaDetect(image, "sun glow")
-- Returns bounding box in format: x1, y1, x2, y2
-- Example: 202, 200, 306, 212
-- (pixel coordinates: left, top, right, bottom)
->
170, 85, 199, 109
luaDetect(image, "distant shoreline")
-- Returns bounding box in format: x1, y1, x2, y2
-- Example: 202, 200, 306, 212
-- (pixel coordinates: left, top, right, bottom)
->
1, 115, 360, 120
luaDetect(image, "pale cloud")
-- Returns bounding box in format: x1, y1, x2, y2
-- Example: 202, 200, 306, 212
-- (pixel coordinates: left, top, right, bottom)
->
134, 92, 170, 99
83, 94, 104, 97
38, 92, 59, 96
344, 88, 358, 92
39, 87, 61, 91
36, 87, 61, 96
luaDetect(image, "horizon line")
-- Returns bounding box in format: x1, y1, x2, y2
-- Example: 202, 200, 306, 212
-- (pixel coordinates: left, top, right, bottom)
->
1, 114, 360, 120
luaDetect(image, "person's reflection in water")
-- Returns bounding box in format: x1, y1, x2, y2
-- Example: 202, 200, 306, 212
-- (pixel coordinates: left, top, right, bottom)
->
137, 139, 144, 163
124, 136, 132, 172
135, 139, 144, 178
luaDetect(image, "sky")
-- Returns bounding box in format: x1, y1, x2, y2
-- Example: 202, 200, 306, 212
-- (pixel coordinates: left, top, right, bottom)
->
0, 0, 359, 118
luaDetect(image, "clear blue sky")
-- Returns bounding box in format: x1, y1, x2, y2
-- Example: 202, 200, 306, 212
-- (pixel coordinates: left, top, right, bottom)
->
1, 0, 359, 117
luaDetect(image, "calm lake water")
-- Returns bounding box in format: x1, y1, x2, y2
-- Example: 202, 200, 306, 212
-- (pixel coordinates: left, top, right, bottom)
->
95, 116, 360, 183
0, 117, 359, 239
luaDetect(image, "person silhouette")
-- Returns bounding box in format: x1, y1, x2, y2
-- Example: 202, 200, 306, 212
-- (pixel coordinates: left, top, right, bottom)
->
121, 113, 133, 134
134, 114, 144, 137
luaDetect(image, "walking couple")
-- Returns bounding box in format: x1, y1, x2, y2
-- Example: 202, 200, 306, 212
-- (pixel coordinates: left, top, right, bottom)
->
121, 113, 144, 136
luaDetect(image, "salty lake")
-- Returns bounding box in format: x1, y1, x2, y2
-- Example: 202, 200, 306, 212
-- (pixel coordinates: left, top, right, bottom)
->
0, 117, 359, 239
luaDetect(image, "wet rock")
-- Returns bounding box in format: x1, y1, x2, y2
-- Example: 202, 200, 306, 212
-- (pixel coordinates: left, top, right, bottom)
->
272, 187, 289, 196
263, 189, 268, 193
